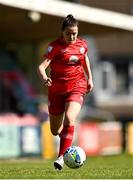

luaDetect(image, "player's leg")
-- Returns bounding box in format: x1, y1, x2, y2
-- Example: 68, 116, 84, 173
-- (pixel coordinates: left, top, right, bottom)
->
58, 92, 84, 158
54, 102, 82, 170
58, 101, 82, 157
48, 93, 66, 170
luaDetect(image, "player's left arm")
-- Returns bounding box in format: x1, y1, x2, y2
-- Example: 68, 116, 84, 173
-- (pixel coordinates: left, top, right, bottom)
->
83, 53, 93, 92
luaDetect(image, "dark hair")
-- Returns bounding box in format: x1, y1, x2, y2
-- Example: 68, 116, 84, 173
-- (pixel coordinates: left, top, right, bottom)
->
62, 14, 78, 31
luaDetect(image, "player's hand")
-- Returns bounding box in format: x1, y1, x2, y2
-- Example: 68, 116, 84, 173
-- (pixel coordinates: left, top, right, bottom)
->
44, 77, 52, 86
87, 78, 93, 93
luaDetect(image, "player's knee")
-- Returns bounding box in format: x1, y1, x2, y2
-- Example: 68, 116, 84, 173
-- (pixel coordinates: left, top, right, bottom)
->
65, 112, 75, 125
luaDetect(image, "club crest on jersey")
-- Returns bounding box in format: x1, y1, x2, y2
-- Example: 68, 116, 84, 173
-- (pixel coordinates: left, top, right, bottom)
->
80, 47, 85, 54
47, 46, 53, 53
69, 55, 79, 63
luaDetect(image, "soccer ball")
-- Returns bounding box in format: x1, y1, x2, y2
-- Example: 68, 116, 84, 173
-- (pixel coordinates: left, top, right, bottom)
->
63, 146, 86, 169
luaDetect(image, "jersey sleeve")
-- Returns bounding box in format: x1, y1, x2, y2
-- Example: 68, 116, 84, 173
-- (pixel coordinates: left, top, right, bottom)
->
84, 40, 88, 54
80, 39, 89, 65
43, 43, 57, 60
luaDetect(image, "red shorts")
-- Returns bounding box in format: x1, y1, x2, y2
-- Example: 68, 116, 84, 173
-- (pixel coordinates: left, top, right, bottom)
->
48, 91, 85, 115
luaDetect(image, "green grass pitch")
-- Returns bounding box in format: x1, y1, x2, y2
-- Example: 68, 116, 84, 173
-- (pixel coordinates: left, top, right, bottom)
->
0, 154, 133, 179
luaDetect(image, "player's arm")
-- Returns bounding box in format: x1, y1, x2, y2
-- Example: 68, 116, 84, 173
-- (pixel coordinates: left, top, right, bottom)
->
38, 58, 52, 86
83, 54, 93, 92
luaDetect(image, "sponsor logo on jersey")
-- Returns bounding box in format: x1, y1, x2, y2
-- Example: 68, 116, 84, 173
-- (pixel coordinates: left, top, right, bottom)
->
80, 47, 85, 54
69, 55, 79, 63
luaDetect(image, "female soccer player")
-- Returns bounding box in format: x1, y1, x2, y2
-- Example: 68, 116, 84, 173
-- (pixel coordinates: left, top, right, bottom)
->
38, 14, 93, 170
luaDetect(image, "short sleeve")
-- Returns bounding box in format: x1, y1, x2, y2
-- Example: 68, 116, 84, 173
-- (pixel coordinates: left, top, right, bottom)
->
43, 43, 57, 60
84, 40, 88, 54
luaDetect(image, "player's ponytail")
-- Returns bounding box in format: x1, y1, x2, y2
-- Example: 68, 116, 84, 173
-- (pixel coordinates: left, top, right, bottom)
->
62, 14, 78, 31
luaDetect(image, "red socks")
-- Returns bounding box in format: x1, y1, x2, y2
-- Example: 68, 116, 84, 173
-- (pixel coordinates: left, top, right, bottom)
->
58, 125, 74, 157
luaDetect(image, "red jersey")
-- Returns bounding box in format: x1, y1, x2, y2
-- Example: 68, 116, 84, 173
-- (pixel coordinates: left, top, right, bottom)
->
43, 37, 88, 94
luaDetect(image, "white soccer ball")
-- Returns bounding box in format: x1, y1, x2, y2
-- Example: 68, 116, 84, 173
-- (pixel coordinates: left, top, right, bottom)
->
63, 146, 86, 169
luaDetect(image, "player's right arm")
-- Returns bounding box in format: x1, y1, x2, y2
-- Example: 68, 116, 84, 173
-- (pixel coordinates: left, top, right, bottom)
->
38, 40, 58, 86
38, 58, 52, 86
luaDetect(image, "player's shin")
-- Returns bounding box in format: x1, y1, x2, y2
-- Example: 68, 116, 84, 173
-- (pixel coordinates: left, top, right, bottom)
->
58, 125, 74, 157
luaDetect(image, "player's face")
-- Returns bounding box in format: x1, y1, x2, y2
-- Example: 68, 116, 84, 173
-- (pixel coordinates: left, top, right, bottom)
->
63, 26, 78, 44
